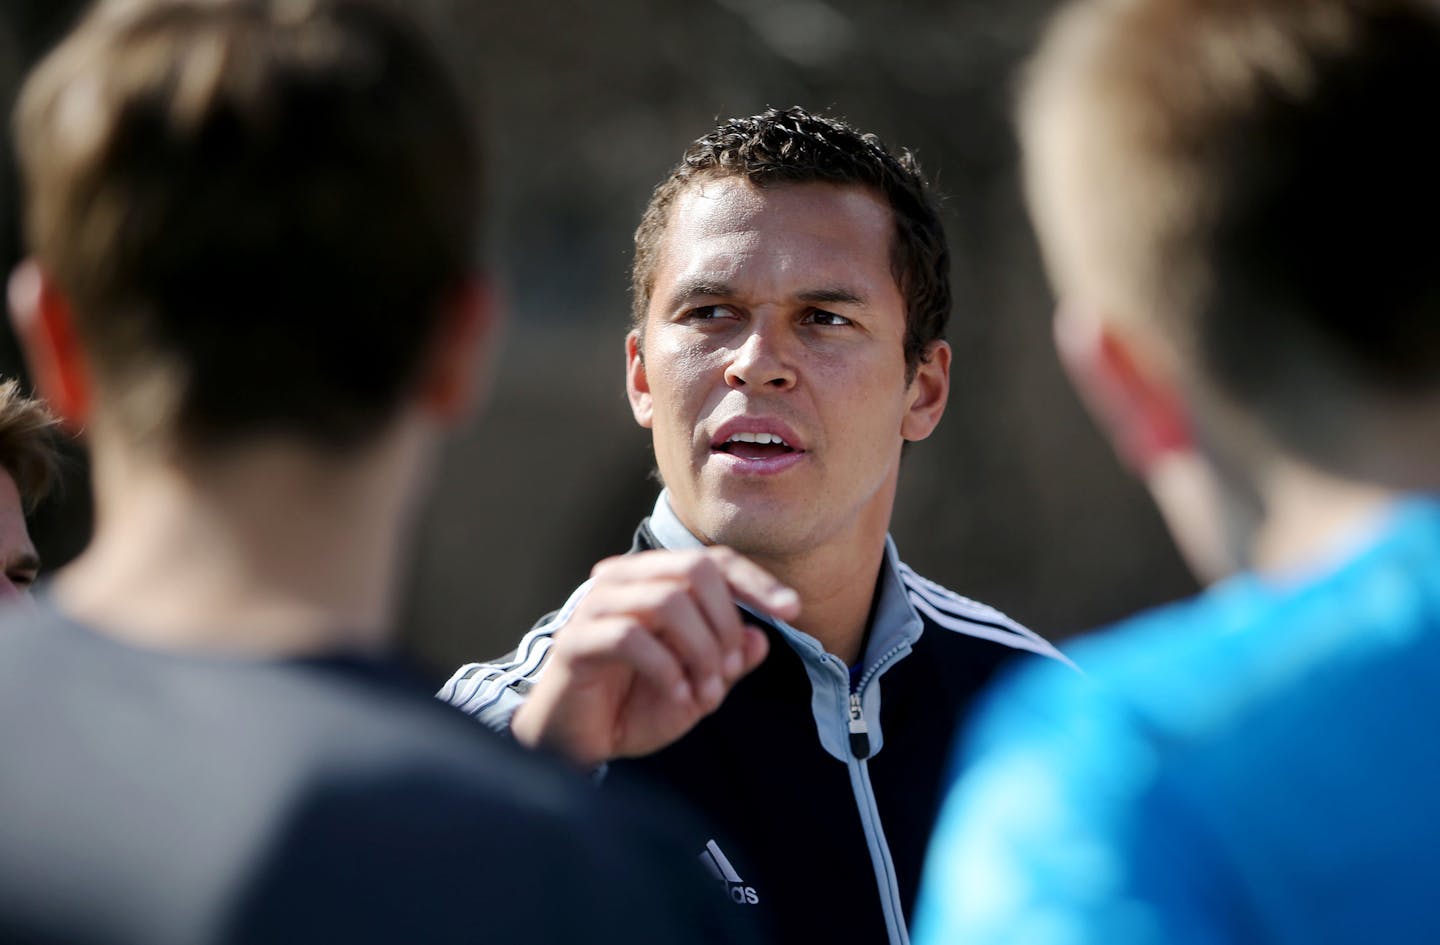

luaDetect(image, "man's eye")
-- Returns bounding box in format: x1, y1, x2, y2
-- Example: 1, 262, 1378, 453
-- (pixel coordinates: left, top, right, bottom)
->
804, 309, 852, 327
685, 304, 738, 322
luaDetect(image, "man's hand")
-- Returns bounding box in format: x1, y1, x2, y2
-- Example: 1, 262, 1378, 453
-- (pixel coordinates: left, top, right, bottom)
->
509, 547, 800, 768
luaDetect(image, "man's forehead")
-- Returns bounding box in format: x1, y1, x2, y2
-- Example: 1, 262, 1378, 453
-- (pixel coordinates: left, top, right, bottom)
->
665, 176, 892, 236
668, 176, 770, 235
653, 177, 898, 298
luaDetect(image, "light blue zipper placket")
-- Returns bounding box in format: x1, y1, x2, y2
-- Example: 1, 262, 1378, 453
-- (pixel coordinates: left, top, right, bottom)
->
742, 603, 917, 945
824, 642, 913, 945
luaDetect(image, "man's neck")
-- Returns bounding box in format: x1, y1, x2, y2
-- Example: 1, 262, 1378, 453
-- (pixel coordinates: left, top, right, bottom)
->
55, 422, 432, 657
744, 536, 888, 667
654, 492, 893, 665
1251, 458, 1396, 577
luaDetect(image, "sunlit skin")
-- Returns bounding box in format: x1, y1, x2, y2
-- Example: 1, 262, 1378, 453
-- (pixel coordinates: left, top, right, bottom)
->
509, 177, 950, 762
0, 469, 39, 600
1027, 97, 1394, 581
627, 177, 949, 659
10, 257, 496, 654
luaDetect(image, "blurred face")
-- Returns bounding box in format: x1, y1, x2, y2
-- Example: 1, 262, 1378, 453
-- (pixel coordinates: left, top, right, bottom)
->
0, 469, 38, 600
627, 177, 949, 562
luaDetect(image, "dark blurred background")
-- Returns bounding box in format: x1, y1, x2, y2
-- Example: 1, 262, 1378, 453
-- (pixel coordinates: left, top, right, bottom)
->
0, 0, 1195, 681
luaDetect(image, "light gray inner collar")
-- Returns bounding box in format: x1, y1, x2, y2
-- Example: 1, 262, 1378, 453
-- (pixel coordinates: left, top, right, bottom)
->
648, 489, 707, 552
646, 490, 922, 672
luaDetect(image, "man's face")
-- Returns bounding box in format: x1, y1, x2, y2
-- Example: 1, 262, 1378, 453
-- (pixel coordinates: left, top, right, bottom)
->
0, 469, 38, 600
628, 177, 949, 561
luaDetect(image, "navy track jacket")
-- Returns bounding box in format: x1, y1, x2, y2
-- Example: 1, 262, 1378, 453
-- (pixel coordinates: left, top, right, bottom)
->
441, 500, 1073, 945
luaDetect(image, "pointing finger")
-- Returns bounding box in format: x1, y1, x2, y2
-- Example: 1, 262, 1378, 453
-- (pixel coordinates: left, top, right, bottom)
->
704, 546, 801, 623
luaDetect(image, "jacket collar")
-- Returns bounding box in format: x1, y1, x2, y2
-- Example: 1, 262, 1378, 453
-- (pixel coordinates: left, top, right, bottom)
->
645, 490, 923, 674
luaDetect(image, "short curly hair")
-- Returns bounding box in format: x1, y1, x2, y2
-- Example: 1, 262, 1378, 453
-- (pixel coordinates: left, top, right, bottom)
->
631, 107, 949, 380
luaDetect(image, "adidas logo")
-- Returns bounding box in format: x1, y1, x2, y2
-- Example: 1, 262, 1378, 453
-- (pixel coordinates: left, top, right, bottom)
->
698, 839, 759, 905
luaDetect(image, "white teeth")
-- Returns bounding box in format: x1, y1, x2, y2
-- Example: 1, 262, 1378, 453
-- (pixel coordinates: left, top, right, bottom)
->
725, 431, 789, 447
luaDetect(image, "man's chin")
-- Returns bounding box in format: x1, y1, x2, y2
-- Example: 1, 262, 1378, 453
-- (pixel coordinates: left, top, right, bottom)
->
695, 510, 809, 560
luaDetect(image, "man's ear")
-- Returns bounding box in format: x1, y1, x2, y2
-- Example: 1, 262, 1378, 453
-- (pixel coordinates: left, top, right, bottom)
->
8, 260, 90, 433
900, 340, 950, 442
1052, 302, 1192, 476
417, 276, 502, 424
625, 329, 654, 430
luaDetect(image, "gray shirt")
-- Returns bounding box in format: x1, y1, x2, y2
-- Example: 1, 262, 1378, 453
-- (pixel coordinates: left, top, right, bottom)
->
0, 596, 754, 945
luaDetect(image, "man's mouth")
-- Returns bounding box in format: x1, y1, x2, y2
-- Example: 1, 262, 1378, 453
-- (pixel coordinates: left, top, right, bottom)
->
712, 431, 799, 461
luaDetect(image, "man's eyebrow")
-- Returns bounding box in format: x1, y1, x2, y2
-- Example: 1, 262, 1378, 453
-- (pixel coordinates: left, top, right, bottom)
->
797, 287, 865, 306
665, 282, 868, 312
664, 279, 734, 312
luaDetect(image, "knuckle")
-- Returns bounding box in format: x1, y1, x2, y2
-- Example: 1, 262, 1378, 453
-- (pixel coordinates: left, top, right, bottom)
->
706, 545, 738, 566
589, 555, 625, 579
676, 548, 709, 574
605, 618, 646, 650
681, 551, 722, 583
653, 585, 687, 614
653, 657, 682, 684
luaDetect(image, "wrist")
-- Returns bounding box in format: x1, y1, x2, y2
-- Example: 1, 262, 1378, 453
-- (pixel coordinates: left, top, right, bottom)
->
507, 700, 544, 750
510, 698, 609, 770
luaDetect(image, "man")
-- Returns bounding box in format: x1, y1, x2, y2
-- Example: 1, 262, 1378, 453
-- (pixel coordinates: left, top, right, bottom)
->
0, 2, 749, 943
914, 1, 1440, 943
0, 378, 59, 596
441, 106, 1072, 945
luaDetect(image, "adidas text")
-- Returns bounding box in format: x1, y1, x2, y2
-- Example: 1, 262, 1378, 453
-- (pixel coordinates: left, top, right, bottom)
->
727, 883, 759, 905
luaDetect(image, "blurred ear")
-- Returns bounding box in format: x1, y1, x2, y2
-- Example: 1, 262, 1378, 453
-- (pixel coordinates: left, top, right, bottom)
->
7, 260, 91, 433
900, 340, 950, 442
1053, 303, 1192, 476
625, 329, 653, 429
417, 276, 502, 424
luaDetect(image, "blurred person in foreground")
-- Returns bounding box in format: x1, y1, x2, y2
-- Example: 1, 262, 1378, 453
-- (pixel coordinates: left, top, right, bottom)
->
914, 0, 1440, 942
0, 1, 751, 943
441, 106, 1072, 945
0, 379, 60, 596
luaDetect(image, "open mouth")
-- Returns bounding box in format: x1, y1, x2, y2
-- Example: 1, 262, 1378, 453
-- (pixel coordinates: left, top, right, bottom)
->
712, 431, 799, 461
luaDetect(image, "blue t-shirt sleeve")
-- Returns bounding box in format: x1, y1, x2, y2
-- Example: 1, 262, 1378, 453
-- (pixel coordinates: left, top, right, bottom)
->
911, 661, 1241, 945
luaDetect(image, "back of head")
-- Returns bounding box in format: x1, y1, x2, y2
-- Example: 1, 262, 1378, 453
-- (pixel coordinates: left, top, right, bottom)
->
632, 106, 950, 379
1022, 0, 1440, 485
13, 0, 479, 453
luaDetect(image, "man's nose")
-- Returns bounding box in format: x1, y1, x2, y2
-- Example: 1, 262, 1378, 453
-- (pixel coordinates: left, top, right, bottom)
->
723, 327, 797, 391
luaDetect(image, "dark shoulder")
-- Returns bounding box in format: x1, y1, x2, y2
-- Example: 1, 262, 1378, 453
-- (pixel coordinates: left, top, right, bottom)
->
244, 666, 748, 944
896, 562, 1072, 669
0, 607, 751, 944
0, 598, 582, 812
228, 693, 756, 945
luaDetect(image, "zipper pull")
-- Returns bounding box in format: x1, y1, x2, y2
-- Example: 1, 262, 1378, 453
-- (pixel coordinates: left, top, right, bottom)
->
848, 691, 870, 760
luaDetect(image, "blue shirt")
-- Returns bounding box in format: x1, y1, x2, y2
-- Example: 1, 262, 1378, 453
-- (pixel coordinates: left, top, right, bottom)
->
913, 497, 1440, 945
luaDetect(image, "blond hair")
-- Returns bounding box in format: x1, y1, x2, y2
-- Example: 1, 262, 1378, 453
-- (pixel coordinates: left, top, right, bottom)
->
0, 380, 61, 511
1021, 0, 1440, 467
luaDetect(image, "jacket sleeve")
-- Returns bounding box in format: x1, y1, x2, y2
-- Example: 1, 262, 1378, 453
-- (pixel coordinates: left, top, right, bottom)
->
435, 578, 595, 732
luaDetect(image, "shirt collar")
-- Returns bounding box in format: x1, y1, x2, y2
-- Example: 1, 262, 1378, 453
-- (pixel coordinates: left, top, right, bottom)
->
648, 489, 706, 551
866, 534, 925, 669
